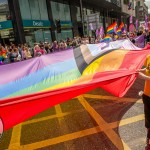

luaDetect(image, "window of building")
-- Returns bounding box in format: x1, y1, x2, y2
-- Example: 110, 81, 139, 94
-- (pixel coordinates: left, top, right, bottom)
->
76, 7, 81, 22
51, 1, 73, 41
55, 29, 73, 41
0, 0, 15, 45
51, 1, 71, 21
25, 28, 52, 46
0, 0, 10, 21
19, 0, 48, 20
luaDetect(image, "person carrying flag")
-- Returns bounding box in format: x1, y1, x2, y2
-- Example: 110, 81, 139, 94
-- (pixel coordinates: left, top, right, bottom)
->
137, 54, 150, 150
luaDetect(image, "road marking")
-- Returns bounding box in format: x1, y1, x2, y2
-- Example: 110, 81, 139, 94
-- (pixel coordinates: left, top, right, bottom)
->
109, 114, 144, 128
83, 94, 142, 103
78, 96, 131, 150
17, 113, 144, 150
21, 126, 102, 150
23, 109, 83, 125
7, 95, 144, 150
8, 124, 22, 150
55, 104, 75, 149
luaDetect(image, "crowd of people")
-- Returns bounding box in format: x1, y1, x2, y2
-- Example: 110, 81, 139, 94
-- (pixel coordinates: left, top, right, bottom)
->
0, 37, 96, 65
0, 30, 150, 65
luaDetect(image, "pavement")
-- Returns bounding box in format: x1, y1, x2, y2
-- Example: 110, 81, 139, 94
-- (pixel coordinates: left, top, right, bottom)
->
0, 78, 146, 150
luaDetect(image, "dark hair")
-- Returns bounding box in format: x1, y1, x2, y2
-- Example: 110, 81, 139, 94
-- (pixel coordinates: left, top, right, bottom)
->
131, 39, 135, 44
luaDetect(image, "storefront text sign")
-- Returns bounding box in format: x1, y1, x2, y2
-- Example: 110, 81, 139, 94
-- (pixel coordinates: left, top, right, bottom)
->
23, 20, 51, 28
0, 21, 13, 30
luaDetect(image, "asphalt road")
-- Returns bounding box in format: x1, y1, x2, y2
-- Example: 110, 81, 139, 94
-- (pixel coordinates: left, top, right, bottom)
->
0, 78, 146, 150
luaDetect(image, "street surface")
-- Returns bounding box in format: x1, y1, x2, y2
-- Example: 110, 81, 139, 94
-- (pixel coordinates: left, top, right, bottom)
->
0, 78, 146, 150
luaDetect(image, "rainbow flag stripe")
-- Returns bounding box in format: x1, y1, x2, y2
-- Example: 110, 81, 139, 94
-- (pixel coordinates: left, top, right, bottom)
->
107, 22, 117, 34
101, 35, 111, 42
116, 27, 122, 35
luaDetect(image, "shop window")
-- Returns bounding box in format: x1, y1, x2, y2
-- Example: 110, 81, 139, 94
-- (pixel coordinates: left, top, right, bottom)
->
18, 0, 31, 20
55, 29, 73, 41
76, 7, 81, 22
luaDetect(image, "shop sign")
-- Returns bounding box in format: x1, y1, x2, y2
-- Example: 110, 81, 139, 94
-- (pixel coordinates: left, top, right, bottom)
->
60, 21, 72, 27
23, 20, 51, 28
0, 20, 13, 30
1, 30, 9, 38
87, 13, 100, 30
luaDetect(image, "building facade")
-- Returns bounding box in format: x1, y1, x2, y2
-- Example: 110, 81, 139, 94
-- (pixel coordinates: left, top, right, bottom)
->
135, 0, 148, 22
0, 0, 122, 45
120, 0, 136, 30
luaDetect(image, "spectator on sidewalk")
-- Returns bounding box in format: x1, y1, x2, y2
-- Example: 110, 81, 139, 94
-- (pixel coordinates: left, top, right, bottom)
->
24, 47, 32, 59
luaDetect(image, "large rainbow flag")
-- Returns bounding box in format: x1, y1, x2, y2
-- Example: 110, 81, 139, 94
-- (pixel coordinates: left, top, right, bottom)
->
0, 41, 150, 131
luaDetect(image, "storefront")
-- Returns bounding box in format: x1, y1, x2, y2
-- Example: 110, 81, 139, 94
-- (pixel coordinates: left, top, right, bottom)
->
18, 0, 52, 45
3, 0, 122, 44
0, 20, 15, 45
22, 20, 51, 46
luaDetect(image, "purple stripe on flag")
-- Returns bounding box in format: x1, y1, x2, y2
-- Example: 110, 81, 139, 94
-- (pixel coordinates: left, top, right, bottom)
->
0, 49, 73, 85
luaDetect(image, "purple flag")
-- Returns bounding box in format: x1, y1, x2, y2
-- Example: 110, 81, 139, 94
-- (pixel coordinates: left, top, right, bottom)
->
114, 26, 117, 34
145, 14, 148, 21
124, 24, 127, 32
145, 21, 148, 30
130, 16, 133, 24
100, 26, 104, 37
145, 14, 148, 30
134, 35, 145, 48
96, 29, 99, 36
89, 23, 94, 30
135, 19, 138, 31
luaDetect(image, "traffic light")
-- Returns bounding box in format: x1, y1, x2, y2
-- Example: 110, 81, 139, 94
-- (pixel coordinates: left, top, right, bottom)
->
56, 19, 61, 33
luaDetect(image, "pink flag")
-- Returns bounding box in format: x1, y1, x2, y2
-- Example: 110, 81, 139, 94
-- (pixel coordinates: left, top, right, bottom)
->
96, 29, 99, 36
129, 24, 135, 32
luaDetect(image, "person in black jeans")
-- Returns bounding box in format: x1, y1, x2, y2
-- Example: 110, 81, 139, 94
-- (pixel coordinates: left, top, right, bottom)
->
138, 55, 150, 150
146, 32, 150, 44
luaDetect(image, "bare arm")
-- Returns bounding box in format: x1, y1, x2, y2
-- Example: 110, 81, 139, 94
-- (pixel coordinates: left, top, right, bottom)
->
138, 72, 150, 81
138, 67, 146, 72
